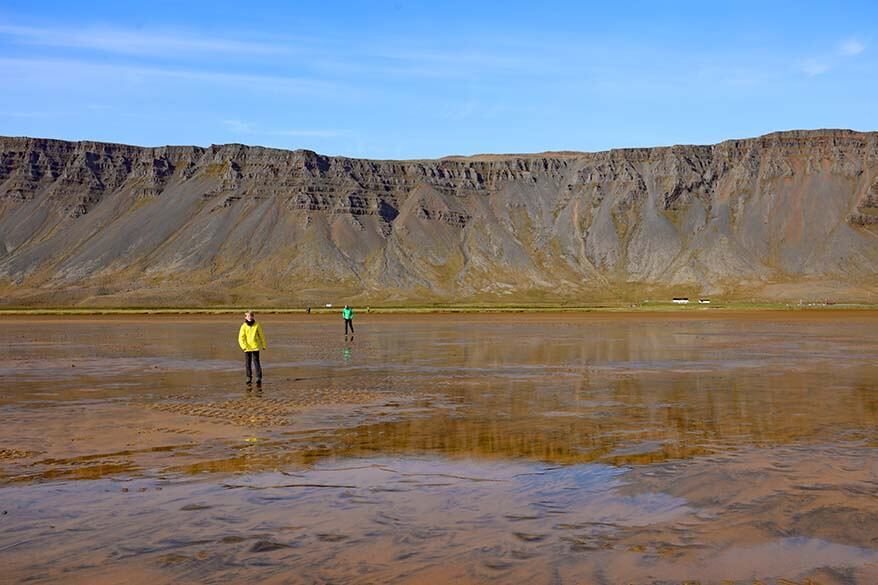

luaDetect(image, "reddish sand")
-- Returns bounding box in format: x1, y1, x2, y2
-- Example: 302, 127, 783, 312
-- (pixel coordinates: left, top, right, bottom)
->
1, 312, 877, 583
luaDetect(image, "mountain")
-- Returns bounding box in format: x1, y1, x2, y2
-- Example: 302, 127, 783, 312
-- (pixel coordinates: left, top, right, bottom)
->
1, 130, 877, 306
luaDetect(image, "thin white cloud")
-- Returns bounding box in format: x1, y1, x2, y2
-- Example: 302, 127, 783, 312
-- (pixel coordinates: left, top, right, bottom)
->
0, 57, 350, 97
0, 21, 549, 77
441, 101, 478, 121
223, 119, 342, 139
222, 119, 253, 133
0, 21, 556, 82
840, 38, 865, 56
271, 129, 343, 138
0, 110, 69, 118
367, 46, 548, 72
0, 23, 285, 56
315, 42, 571, 80
798, 36, 867, 77
800, 59, 830, 76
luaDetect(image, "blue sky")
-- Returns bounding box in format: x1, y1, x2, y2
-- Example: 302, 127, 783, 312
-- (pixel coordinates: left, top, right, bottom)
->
0, 1, 875, 159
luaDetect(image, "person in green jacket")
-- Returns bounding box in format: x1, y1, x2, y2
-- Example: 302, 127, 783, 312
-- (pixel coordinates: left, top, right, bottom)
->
238, 310, 267, 385
343, 305, 354, 336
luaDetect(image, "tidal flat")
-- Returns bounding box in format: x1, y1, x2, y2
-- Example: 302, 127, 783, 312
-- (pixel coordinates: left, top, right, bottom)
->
1, 312, 877, 584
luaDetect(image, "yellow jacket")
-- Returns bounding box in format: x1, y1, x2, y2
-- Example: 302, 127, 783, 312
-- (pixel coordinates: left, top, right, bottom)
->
238, 321, 267, 352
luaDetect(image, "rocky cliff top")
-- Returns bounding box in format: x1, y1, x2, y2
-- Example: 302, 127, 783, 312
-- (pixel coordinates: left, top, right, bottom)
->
2, 128, 875, 163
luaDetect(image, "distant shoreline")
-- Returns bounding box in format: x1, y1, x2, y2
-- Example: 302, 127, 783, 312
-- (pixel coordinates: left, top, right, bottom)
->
2, 302, 877, 316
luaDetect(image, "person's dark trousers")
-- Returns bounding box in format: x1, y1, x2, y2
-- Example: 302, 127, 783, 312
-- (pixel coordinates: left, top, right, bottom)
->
245, 351, 262, 383
345, 319, 354, 335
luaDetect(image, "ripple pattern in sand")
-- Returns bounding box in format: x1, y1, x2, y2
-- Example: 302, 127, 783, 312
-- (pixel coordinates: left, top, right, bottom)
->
149, 388, 387, 426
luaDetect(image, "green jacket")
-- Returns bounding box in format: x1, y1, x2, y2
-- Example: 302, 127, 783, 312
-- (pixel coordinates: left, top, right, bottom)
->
342, 307, 354, 320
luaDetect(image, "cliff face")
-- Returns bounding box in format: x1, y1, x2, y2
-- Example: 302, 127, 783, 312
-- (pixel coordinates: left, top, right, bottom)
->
1, 130, 877, 306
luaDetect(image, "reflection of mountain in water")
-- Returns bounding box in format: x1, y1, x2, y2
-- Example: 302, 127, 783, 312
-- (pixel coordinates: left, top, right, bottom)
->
168, 367, 878, 476
324, 373, 878, 467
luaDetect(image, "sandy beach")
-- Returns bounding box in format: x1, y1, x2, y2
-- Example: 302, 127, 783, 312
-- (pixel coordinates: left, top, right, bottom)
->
2, 312, 878, 583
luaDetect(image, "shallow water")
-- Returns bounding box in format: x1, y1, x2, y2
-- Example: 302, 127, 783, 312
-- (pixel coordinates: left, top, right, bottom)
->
1, 312, 878, 583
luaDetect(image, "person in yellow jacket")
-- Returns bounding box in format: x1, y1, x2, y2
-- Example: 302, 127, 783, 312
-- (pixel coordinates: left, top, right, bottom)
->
238, 310, 267, 385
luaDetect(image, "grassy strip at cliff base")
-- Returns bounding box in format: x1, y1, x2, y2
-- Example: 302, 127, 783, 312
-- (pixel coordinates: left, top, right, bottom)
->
2, 300, 877, 316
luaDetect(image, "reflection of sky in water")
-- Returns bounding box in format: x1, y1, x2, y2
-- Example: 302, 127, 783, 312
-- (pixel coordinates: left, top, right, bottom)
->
3, 456, 877, 583
0, 458, 686, 574
229, 458, 689, 527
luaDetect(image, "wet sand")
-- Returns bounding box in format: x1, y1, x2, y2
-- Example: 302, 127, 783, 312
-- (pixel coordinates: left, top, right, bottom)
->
2, 312, 878, 584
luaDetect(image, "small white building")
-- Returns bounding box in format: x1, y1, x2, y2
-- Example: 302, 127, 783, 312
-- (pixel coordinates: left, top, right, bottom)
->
672, 298, 689, 304
699, 298, 711, 304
